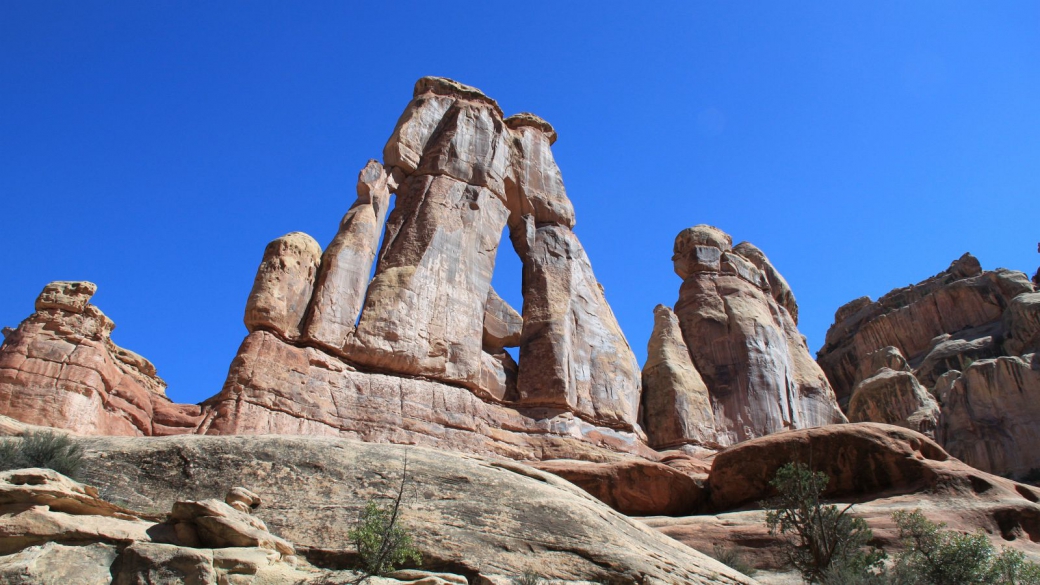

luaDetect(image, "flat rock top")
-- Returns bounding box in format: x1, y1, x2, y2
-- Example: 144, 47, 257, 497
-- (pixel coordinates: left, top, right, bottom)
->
414, 76, 504, 116
74, 434, 755, 584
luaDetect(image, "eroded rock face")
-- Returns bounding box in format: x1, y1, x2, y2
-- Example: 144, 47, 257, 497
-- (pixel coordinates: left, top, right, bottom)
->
847, 368, 940, 437
818, 253, 1039, 477
641, 305, 716, 449
818, 253, 1034, 406
657, 226, 846, 447
200, 330, 655, 462
72, 434, 754, 584
244, 232, 323, 341
303, 160, 391, 352
0, 282, 201, 436
514, 224, 641, 429
938, 354, 1040, 477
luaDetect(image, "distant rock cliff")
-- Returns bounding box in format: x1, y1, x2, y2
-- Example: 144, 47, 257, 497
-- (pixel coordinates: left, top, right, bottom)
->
0, 281, 202, 436
817, 252, 1040, 477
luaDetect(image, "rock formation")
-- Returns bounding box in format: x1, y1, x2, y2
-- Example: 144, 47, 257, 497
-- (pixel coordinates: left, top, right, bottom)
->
68, 433, 755, 584
0, 282, 202, 436
641, 226, 846, 449
646, 423, 1040, 580
244, 232, 323, 341
817, 252, 1040, 476
204, 77, 644, 451
302, 160, 392, 352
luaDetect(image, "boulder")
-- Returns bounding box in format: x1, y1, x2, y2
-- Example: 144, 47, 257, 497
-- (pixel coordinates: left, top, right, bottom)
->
847, 368, 940, 437
481, 288, 522, 352
668, 226, 846, 446
707, 423, 950, 512
244, 232, 323, 341
646, 422, 1040, 579
0, 542, 117, 585
0, 282, 202, 436
169, 498, 294, 555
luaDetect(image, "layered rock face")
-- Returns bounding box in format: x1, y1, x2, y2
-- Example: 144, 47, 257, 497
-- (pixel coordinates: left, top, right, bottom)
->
642, 226, 846, 449
817, 253, 1040, 476
0, 282, 201, 436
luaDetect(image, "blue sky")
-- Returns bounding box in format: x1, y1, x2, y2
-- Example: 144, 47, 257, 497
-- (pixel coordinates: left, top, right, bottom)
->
2, 2, 1038, 405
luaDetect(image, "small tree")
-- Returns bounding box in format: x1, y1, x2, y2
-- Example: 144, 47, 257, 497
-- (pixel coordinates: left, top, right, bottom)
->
763, 462, 884, 583
348, 453, 421, 583
891, 510, 1040, 585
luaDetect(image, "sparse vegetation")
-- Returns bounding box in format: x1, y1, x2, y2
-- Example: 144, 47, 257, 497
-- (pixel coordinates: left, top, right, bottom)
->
1020, 468, 1040, 485
763, 463, 1040, 584
763, 462, 884, 583
347, 453, 421, 583
890, 510, 1040, 585
0, 431, 84, 478
712, 544, 757, 576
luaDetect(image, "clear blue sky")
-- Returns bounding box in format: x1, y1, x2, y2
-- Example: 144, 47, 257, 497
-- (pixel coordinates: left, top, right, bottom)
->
3, 2, 1038, 405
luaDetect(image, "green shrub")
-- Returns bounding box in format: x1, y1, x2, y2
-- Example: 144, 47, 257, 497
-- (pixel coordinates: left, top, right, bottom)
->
0, 431, 83, 478
347, 454, 421, 582
712, 544, 757, 576
763, 462, 884, 584
891, 510, 1040, 585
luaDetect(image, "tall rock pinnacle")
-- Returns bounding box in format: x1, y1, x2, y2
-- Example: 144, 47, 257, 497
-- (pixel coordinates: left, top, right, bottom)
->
642, 225, 846, 448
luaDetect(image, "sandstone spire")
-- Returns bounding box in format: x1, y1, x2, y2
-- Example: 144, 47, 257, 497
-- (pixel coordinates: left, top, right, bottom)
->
302, 160, 391, 352
659, 225, 846, 446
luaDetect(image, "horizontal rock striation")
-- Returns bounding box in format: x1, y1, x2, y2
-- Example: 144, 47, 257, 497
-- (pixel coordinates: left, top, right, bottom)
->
0, 282, 201, 436
818, 252, 1040, 476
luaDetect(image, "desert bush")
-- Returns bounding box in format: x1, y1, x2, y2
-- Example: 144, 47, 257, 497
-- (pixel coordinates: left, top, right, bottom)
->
891, 510, 1040, 585
763, 462, 884, 584
0, 431, 83, 478
712, 544, 757, 576
347, 454, 421, 582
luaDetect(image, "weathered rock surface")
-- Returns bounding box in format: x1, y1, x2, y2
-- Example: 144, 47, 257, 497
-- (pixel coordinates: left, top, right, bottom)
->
938, 353, 1040, 477
818, 253, 1040, 477
302, 160, 392, 352
70, 434, 755, 584
706, 423, 951, 511
0, 282, 202, 436
641, 305, 716, 449
481, 288, 522, 352
515, 224, 641, 429
847, 368, 940, 436
818, 253, 1034, 406
645, 422, 1040, 580
530, 458, 705, 516
244, 232, 323, 341
200, 330, 655, 462
658, 225, 845, 447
